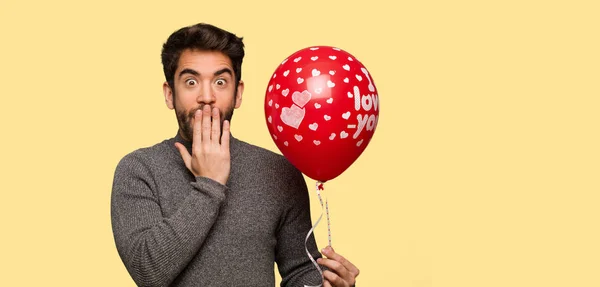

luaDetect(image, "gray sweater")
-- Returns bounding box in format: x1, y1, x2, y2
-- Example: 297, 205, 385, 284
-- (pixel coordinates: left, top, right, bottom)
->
111, 132, 323, 287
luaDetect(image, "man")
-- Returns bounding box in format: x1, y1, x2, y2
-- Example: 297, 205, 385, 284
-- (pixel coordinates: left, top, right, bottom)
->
111, 23, 359, 287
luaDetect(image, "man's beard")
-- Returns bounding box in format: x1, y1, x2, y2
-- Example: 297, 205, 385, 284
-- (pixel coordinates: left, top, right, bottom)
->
176, 103, 234, 142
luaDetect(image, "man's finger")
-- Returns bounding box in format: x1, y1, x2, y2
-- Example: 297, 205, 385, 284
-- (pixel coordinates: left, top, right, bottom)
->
221, 120, 230, 149
323, 270, 346, 287
193, 109, 203, 147
323, 279, 333, 287
201, 105, 211, 143
211, 107, 220, 145
323, 247, 360, 277
174, 142, 192, 170
318, 258, 349, 280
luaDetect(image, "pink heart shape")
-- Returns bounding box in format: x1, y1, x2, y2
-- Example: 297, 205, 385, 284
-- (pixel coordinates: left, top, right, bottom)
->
292, 90, 312, 108
280, 105, 305, 129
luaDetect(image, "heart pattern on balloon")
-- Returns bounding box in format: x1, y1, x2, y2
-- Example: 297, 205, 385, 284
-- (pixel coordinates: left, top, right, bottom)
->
292, 90, 312, 108
280, 105, 305, 129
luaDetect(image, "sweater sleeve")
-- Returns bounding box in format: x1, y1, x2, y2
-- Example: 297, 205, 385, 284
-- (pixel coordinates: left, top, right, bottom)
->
276, 167, 324, 287
110, 152, 226, 287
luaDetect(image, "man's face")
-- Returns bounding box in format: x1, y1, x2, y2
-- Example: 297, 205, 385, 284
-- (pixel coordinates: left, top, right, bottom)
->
164, 49, 244, 141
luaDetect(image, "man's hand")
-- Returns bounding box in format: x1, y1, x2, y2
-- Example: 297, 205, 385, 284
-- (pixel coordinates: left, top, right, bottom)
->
317, 246, 360, 287
174, 105, 231, 185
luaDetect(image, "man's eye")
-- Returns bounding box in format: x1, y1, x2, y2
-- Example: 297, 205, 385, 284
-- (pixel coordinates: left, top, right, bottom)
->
186, 79, 197, 86
215, 79, 226, 86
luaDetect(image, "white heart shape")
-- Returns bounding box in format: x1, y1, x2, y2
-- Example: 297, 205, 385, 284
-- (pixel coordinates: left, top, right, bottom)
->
356, 139, 364, 147
268, 85, 273, 92
276, 84, 280, 89
343, 64, 350, 71
268, 99, 273, 106
268, 115, 272, 123
324, 115, 331, 121
275, 103, 279, 109
348, 57, 353, 61
284, 141, 289, 146
314, 103, 321, 109
347, 91, 353, 98
277, 125, 283, 132
309, 123, 318, 131
282, 89, 289, 97
312, 69, 320, 77
329, 133, 336, 140
311, 56, 318, 61
297, 77, 304, 84
292, 90, 312, 108
344, 77, 349, 83
315, 88, 322, 94
329, 70, 335, 75
283, 70, 290, 77
294, 57, 302, 62
313, 140, 321, 146
273, 74, 277, 79
356, 74, 363, 81
295, 134, 303, 142
326, 98, 333, 104
332, 47, 341, 51
280, 105, 305, 129
340, 131, 348, 139
296, 68, 302, 73
342, 111, 351, 119
329, 55, 337, 60
327, 80, 335, 88
310, 47, 319, 50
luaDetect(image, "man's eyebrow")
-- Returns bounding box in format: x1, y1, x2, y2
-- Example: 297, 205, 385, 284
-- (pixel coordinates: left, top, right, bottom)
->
214, 68, 233, 77
178, 68, 233, 79
178, 68, 199, 79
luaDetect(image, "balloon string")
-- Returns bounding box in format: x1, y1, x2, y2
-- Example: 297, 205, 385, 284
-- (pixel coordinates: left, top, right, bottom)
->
317, 182, 332, 247
304, 181, 330, 287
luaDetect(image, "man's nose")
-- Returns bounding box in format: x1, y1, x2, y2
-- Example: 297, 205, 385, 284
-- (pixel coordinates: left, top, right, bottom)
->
197, 82, 216, 104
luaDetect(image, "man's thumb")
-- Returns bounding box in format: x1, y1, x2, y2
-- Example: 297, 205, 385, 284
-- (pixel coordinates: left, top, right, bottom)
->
174, 142, 192, 167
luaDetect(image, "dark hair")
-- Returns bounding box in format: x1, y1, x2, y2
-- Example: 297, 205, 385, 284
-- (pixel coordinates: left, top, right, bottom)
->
161, 23, 245, 90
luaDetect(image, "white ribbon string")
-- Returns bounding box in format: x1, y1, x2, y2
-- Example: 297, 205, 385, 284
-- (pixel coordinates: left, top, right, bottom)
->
304, 181, 331, 287
325, 193, 332, 248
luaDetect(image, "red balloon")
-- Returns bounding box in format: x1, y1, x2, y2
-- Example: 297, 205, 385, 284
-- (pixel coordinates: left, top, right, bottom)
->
264, 46, 380, 182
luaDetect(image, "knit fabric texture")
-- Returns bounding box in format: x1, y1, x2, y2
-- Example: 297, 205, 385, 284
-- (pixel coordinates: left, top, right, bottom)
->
111, 132, 323, 287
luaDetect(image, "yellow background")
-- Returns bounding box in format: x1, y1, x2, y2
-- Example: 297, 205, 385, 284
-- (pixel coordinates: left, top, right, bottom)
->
1, 0, 599, 286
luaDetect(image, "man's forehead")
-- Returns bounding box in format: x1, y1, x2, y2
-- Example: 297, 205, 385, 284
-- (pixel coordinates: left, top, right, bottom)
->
177, 49, 233, 74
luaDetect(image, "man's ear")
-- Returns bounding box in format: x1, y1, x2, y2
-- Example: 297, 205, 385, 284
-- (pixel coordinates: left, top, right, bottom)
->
234, 80, 244, 109
163, 81, 174, 110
